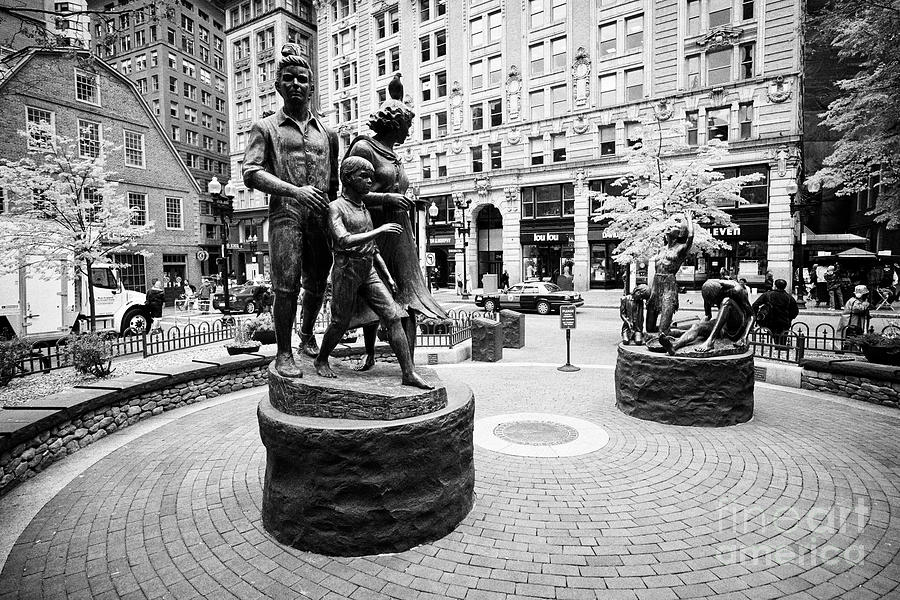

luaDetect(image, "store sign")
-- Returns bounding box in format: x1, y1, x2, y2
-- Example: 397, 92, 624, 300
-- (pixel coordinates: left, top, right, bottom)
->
710, 226, 742, 237
429, 235, 456, 245
521, 232, 570, 244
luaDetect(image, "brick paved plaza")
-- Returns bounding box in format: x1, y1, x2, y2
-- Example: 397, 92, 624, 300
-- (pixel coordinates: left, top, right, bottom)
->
0, 311, 898, 600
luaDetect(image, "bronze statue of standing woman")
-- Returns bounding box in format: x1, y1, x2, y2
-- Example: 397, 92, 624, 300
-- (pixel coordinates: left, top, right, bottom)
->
645, 211, 694, 336
345, 86, 448, 370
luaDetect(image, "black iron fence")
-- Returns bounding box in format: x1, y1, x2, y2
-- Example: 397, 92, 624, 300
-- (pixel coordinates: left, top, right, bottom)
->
749, 321, 900, 364
143, 319, 237, 357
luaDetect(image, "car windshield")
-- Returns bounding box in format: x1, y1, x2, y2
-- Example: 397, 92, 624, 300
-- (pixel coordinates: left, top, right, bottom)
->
543, 283, 561, 293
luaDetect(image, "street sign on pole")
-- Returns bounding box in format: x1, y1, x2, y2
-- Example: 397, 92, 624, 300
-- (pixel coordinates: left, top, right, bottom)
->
558, 304, 579, 372
425, 252, 436, 267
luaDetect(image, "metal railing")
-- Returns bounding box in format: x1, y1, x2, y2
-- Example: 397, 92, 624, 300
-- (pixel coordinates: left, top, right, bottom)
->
143, 319, 238, 357
749, 321, 900, 364
416, 308, 498, 348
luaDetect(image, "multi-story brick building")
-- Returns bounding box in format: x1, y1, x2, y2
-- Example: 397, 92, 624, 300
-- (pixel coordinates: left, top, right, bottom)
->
315, 0, 803, 292
0, 47, 204, 290
0, 0, 90, 55
222, 0, 315, 281
86, 0, 231, 275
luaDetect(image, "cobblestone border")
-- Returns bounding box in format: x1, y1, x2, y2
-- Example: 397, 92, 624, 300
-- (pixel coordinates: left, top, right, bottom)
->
0, 351, 276, 497
801, 358, 900, 409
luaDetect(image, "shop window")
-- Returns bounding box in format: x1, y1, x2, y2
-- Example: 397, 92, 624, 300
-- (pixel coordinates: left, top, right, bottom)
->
521, 184, 575, 219
717, 165, 769, 206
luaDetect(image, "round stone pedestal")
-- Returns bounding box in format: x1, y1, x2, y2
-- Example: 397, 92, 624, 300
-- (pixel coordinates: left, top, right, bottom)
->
258, 361, 475, 556
615, 344, 754, 426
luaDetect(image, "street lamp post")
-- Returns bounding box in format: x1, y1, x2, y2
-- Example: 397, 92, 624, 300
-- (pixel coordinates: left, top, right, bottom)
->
206, 176, 236, 314
427, 201, 439, 292
453, 197, 472, 299
786, 178, 806, 309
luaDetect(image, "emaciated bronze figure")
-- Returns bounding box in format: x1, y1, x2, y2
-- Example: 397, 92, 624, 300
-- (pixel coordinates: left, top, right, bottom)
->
620, 284, 650, 345
646, 211, 694, 336
243, 44, 337, 378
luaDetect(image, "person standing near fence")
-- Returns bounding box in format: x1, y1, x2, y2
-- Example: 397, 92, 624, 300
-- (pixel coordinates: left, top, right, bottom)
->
752, 278, 798, 346
147, 279, 165, 334
825, 265, 843, 310
839, 285, 871, 343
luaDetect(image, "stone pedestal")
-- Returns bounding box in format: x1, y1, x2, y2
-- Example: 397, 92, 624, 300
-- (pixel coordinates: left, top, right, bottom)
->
259, 361, 475, 556
615, 344, 754, 426
499, 309, 525, 349
472, 317, 503, 362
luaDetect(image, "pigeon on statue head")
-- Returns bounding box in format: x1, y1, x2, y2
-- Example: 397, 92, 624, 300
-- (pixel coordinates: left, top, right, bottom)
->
388, 73, 403, 101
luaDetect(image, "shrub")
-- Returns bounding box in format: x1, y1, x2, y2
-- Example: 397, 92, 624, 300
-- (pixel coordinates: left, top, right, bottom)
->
0, 338, 32, 386
244, 312, 275, 338
67, 332, 115, 378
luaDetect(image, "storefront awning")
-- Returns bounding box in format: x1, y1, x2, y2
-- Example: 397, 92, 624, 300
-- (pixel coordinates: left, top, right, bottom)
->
802, 227, 868, 245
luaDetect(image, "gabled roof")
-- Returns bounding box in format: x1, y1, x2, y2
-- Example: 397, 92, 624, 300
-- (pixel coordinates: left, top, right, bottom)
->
0, 46, 201, 194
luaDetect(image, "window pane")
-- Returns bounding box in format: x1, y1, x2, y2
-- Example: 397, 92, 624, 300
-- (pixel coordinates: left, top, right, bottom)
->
625, 68, 643, 101
599, 73, 616, 106
599, 23, 616, 56
625, 15, 643, 51
530, 90, 544, 120
709, 0, 731, 28
707, 49, 731, 85
530, 43, 544, 76
707, 107, 730, 141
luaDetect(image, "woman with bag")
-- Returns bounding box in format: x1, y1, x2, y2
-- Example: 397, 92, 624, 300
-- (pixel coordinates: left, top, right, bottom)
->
752, 278, 799, 346
838, 285, 871, 350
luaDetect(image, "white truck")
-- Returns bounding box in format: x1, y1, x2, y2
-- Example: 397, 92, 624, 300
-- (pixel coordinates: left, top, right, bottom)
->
0, 260, 152, 344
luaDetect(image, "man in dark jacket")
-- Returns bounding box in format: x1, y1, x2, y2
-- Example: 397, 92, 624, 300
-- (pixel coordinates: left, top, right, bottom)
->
752, 278, 799, 345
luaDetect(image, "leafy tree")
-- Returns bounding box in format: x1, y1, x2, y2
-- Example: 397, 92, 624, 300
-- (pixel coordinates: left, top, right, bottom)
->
593, 123, 763, 266
0, 123, 155, 330
805, 1, 900, 226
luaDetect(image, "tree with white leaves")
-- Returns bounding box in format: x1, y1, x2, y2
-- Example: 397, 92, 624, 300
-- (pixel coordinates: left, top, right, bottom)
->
593, 122, 763, 267
0, 122, 155, 330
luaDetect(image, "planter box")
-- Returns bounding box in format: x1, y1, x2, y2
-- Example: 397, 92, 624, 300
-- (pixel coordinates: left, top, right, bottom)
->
226, 344, 261, 356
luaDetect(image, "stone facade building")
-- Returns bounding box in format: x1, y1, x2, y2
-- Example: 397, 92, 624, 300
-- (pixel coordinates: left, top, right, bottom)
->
0, 47, 203, 290
86, 0, 232, 275
314, 0, 803, 292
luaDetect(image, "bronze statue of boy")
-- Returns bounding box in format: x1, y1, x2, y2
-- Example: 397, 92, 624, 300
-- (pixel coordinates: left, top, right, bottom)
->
620, 284, 650, 345
314, 156, 433, 390
243, 44, 337, 378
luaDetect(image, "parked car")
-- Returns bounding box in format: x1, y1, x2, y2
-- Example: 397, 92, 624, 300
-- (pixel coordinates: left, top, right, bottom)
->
213, 284, 272, 314
474, 281, 584, 314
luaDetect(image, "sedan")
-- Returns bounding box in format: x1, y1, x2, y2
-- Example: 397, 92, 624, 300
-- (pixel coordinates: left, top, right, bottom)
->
213, 284, 273, 314
474, 282, 584, 314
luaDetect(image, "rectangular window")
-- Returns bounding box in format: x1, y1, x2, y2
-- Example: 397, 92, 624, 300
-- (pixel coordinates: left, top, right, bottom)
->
472, 105, 484, 130
183, 82, 196, 100
600, 22, 616, 57
421, 76, 432, 101
551, 37, 566, 71
420, 35, 431, 62
552, 0, 566, 21
535, 184, 561, 218
421, 115, 432, 140
709, 0, 732, 28
740, 43, 755, 79
436, 111, 447, 137
530, 89, 544, 120
625, 15, 643, 51
128, 192, 147, 226
489, 142, 502, 169
390, 47, 400, 72
170, 101, 179, 119
551, 85, 566, 117
685, 54, 701, 89
471, 60, 484, 89
74, 69, 99, 105
707, 48, 731, 85
471, 146, 483, 173
707, 107, 730, 141
437, 152, 447, 177
26, 106, 55, 149
152, 99, 160, 115
530, 43, 544, 77
488, 11, 502, 42
376, 12, 387, 38
436, 30, 446, 57
135, 54, 146, 71
529, 0, 544, 28
123, 131, 145, 167
686, 111, 699, 145
488, 56, 502, 86
169, 76, 178, 93
471, 16, 483, 47
165, 197, 183, 229
530, 136, 544, 165
552, 134, 566, 162
150, 50, 158, 66
377, 52, 387, 76
421, 156, 432, 179
687, 0, 701, 35
738, 103, 753, 139
489, 98, 503, 126
599, 125, 616, 155
436, 71, 447, 97
625, 122, 642, 148
420, 0, 430, 22
742, 0, 755, 20
599, 73, 616, 106
625, 68, 643, 101
77, 119, 101, 158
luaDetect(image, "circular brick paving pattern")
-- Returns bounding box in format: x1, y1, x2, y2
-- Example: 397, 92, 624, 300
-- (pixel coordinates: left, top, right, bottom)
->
1, 366, 899, 600
493, 420, 579, 446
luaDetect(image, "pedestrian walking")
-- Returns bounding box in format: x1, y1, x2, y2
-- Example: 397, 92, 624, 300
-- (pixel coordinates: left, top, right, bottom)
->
147, 279, 165, 334
825, 265, 843, 309
839, 285, 871, 349
752, 278, 799, 346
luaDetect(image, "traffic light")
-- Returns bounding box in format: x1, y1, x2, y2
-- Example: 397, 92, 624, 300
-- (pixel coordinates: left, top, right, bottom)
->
222, 196, 234, 220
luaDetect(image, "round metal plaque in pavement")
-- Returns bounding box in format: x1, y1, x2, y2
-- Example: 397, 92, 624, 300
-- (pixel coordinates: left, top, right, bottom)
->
475, 412, 609, 457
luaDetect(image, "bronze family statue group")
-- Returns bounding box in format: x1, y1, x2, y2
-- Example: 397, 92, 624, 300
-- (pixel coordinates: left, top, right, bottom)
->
620, 210, 756, 357
243, 44, 445, 389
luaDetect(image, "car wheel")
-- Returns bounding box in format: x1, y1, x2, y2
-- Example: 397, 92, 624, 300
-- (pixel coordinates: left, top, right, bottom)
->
244, 301, 256, 314
122, 309, 150, 335
536, 301, 551, 315
484, 299, 497, 312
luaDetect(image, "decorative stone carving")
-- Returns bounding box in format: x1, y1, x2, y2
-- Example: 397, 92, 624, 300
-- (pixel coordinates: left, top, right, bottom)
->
449, 80, 464, 131
475, 176, 491, 196
402, 146, 414, 162
337, 123, 354, 136
696, 25, 743, 50
709, 87, 726, 107
451, 138, 463, 154
507, 128, 522, 144
234, 56, 250, 70
258, 47, 275, 62
767, 76, 792, 103
574, 169, 586, 191
403, 93, 413, 107
235, 88, 251, 100
506, 65, 522, 121
572, 115, 589, 134
503, 186, 518, 211
571, 46, 591, 108
653, 98, 674, 121
766, 145, 801, 177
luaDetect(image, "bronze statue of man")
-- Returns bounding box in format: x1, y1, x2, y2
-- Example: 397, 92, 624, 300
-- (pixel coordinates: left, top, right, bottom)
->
243, 44, 337, 378
314, 156, 432, 390
620, 284, 650, 345
646, 211, 694, 336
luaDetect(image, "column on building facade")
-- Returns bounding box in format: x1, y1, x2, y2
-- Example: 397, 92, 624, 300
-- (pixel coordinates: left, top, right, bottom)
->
766, 147, 802, 287
572, 169, 591, 292
502, 186, 522, 285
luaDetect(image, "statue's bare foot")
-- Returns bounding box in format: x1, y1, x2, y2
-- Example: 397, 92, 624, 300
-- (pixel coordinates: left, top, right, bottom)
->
275, 352, 303, 378
693, 343, 713, 354
314, 359, 337, 378
354, 356, 375, 372
658, 335, 676, 356
298, 334, 319, 358
402, 372, 434, 390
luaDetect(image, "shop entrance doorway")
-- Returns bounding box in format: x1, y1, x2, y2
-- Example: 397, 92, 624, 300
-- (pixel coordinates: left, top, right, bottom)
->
476, 204, 503, 287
